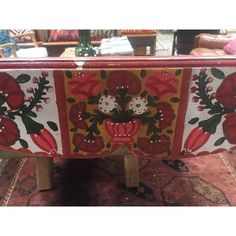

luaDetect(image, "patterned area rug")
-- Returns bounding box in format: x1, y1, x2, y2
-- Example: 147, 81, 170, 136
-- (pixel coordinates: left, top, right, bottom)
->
1, 152, 236, 206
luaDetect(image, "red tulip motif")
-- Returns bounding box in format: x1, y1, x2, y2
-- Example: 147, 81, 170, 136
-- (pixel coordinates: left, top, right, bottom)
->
182, 126, 210, 154
31, 128, 58, 154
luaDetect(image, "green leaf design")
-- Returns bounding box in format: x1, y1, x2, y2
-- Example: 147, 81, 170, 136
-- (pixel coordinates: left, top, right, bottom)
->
170, 97, 179, 103
100, 70, 107, 79
0, 94, 6, 107
211, 68, 225, 80
16, 74, 31, 84
188, 117, 199, 125
21, 116, 44, 134
18, 138, 28, 148
147, 96, 156, 107
199, 114, 222, 134
214, 137, 226, 146
175, 70, 182, 76
47, 121, 58, 131
140, 69, 147, 78
0, 106, 7, 114
65, 71, 73, 79
26, 111, 37, 117
66, 98, 76, 103
88, 95, 100, 104
146, 124, 153, 136
195, 70, 224, 115
103, 89, 109, 96
140, 91, 148, 98
81, 112, 90, 119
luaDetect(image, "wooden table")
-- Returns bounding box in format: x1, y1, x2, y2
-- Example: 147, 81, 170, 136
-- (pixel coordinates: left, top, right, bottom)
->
123, 33, 157, 56
60, 47, 76, 57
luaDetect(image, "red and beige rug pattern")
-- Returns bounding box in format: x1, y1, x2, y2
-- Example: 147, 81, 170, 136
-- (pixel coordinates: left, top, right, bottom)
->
1, 152, 236, 206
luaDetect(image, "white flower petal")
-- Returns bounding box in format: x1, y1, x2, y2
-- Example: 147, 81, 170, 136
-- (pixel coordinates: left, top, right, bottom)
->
129, 97, 148, 114
98, 95, 117, 113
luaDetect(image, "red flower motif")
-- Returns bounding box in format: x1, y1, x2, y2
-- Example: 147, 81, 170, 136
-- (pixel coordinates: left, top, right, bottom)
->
0, 116, 20, 146
156, 102, 175, 129
137, 135, 170, 154
73, 133, 104, 153
182, 126, 210, 154
0, 72, 25, 110
222, 113, 236, 144
68, 72, 101, 100
216, 72, 236, 108
30, 128, 58, 154
69, 102, 88, 129
107, 70, 141, 95
144, 71, 178, 99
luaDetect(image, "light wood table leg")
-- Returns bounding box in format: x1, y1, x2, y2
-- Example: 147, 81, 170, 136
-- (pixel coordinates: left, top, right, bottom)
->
124, 153, 140, 188
36, 158, 53, 191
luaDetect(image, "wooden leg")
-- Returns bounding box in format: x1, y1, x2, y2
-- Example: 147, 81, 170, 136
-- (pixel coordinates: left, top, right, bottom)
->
35, 158, 53, 191
124, 153, 140, 188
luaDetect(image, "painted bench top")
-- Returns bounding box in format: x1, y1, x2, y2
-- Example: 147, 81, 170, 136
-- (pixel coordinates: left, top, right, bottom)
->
1, 56, 236, 160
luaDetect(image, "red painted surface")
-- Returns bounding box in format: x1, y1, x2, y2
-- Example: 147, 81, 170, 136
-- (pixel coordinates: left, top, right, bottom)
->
53, 70, 71, 157
1, 57, 236, 159
0, 56, 236, 69
172, 69, 192, 156
104, 119, 141, 142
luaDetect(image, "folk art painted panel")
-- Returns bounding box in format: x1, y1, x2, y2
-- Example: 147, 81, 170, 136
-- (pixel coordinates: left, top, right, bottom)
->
1, 61, 236, 160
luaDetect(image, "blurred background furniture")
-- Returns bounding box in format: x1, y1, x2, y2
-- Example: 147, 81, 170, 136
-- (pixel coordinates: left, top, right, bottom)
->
121, 30, 157, 55
99, 36, 134, 56
0, 30, 48, 57
0, 29, 159, 57
172, 30, 221, 55
8, 30, 157, 56
190, 33, 236, 56
59, 30, 157, 57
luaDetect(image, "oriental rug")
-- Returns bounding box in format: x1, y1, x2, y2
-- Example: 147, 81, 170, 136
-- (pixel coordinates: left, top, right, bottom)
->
1, 152, 236, 206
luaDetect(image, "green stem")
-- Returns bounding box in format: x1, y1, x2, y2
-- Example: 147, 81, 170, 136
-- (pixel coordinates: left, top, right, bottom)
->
24, 77, 48, 113
88, 110, 110, 137
199, 113, 222, 134
195, 71, 223, 113
10, 77, 48, 118
139, 112, 161, 139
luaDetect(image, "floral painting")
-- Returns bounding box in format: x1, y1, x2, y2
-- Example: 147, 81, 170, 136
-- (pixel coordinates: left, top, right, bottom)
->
0, 71, 62, 156
182, 67, 236, 156
64, 69, 183, 158
1, 65, 236, 160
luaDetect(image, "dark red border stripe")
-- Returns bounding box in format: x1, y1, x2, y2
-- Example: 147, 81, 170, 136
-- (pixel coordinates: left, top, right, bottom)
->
1, 57, 236, 69
172, 68, 192, 157
53, 70, 71, 157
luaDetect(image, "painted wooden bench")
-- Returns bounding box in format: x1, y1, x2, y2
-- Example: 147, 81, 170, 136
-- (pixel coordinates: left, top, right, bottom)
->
0, 56, 236, 191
